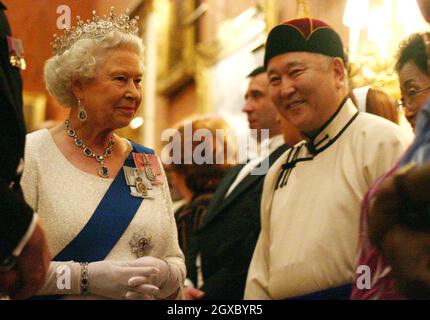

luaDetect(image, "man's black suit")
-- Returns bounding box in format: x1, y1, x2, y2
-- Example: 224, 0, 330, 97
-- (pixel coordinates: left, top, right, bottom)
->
0, 2, 33, 261
187, 143, 289, 299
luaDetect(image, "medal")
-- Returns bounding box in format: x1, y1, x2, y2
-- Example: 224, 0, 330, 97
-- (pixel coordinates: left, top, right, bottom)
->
123, 166, 153, 198
135, 177, 148, 196
145, 166, 156, 182
141, 154, 156, 181
7, 36, 26, 70
132, 153, 163, 185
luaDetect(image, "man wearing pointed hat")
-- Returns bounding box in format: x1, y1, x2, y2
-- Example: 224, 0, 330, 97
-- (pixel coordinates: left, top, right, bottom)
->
244, 17, 412, 299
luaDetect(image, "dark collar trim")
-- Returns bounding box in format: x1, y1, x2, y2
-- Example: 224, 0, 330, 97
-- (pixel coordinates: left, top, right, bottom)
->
276, 104, 358, 190
281, 104, 359, 167
281, 144, 313, 171
304, 96, 349, 143
308, 110, 359, 156
307, 134, 329, 154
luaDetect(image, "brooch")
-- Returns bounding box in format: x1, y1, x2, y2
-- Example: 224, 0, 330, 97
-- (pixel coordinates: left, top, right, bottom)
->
129, 232, 153, 258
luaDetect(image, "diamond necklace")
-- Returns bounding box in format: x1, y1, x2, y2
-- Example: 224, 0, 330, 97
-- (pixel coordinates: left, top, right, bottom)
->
64, 119, 115, 178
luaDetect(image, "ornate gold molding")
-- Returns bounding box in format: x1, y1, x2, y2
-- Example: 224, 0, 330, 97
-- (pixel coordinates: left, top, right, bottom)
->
263, 0, 279, 32
349, 49, 399, 98
194, 12, 266, 113
23, 93, 47, 132
156, 0, 197, 95
195, 56, 213, 114
143, 1, 274, 118
196, 7, 266, 65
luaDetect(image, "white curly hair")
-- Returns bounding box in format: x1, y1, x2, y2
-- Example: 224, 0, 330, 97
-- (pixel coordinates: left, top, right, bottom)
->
44, 30, 144, 108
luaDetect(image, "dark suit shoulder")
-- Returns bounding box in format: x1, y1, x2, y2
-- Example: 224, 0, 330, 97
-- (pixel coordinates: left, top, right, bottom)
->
0, 182, 33, 260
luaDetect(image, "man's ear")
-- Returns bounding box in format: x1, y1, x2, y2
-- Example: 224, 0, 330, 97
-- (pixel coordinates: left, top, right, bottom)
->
71, 76, 83, 100
332, 57, 346, 89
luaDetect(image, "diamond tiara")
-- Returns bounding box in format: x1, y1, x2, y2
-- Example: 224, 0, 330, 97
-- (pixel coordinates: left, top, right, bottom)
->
52, 7, 140, 56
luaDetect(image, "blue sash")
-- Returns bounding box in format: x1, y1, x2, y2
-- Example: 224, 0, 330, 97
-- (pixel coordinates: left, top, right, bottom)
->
287, 284, 352, 300
54, 141, 154, 262
30, 142, 154, 300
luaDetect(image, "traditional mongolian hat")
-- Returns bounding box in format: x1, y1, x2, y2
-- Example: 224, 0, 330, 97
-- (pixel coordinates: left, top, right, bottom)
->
264, 17, 345, 68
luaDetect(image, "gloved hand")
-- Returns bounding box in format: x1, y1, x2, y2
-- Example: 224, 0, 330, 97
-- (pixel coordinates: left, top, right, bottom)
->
126, 256, 181, 299
36, 260, 160, 300
88, 260, 160, 299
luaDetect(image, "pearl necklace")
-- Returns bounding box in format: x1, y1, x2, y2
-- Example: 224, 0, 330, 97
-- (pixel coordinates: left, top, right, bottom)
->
64, 119, 115, 178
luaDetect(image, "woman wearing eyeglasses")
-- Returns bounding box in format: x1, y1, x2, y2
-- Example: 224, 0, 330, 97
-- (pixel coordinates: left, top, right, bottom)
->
351, 29, 430, 299
395, 32, 430, 129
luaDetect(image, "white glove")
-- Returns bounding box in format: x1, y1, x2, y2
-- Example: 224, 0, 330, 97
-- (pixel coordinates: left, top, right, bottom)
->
126, 256, 181, 299
88, 260, 159, 299
36, 260, 159, 300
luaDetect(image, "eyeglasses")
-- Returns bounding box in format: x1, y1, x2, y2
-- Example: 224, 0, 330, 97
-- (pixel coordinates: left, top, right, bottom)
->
396, 84, 430, 111
396, 34, 430, 111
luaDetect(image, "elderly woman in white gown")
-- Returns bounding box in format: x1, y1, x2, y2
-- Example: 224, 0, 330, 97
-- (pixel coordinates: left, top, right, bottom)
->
20, 8, 185, 300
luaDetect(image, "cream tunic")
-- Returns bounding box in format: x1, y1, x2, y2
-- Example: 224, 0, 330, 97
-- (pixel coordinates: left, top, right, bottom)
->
244, 99, 413, 299
21, 129, 185, 299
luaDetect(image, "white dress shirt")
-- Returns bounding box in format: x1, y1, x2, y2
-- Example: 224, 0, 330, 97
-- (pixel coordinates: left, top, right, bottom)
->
225, 134, 285, 198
